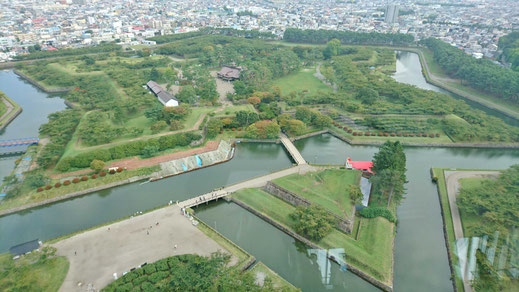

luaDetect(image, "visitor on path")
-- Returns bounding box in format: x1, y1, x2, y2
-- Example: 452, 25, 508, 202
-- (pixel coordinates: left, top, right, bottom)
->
147, 231, 149, 235
75, 251, 77, 255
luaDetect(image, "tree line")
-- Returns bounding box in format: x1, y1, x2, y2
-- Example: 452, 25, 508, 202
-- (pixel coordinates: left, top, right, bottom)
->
498, 32, 519, 72
421, 38, 519, 103
283, 28, 414, 46
14, 43, 121, 61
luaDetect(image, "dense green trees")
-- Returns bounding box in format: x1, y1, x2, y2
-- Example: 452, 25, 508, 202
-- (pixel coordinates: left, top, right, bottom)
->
103, 253, 282, 292
290, 205, 338, 241
283, 28, 414, 46
422, 38, 519, 103
498, 32, 519, 71
245, 120, 280, 139
15, 43, 121, 60
371, 141, 407, 206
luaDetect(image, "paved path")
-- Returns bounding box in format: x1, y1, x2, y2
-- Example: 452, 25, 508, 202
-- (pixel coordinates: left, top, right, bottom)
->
0, 97, 14, 123
53, 205, 235, 292
314, 63, 337, 92
280, 134, 307, 165
180, 165, 319, 208
443, 170, 500, 292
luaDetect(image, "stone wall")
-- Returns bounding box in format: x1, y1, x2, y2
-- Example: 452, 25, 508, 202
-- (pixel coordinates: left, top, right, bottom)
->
231, 197, 393, 292
263, 181, 353, 234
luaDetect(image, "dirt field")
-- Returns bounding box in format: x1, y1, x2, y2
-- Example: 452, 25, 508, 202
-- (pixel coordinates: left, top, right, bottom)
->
53, 205, 235, 292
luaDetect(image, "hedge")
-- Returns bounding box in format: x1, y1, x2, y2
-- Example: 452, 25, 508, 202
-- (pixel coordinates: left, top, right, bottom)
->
56, 132, 202, 171
359, 207, 396, 223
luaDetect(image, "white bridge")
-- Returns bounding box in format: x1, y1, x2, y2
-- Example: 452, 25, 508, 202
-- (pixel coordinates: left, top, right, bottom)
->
280, 134, 307, 165
178, 189, 228, 209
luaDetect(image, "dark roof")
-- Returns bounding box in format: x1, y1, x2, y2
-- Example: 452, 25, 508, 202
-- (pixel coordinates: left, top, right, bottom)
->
217, 67, 241, 79
9, 239, 40, 255
157, 91, 177, 104
146, 80, 162, 94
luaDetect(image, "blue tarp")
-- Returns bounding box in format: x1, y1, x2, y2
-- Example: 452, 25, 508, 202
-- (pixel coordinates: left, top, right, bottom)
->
182, 163, 187, 171
195, 155, 202, 166
22, 157, 31, 161
0, 194, 6, 197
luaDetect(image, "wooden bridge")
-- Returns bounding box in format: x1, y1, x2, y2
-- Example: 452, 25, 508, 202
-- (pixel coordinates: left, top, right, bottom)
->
0, 137, 39, 148
178, 189, 229, 209
280, 134, 306, 165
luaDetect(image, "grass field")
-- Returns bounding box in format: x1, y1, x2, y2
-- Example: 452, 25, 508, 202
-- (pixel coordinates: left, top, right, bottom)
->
232, 188, 394, 284
272, 169, 360, 218
0, 248, 69, 292
272, 67, 333, 96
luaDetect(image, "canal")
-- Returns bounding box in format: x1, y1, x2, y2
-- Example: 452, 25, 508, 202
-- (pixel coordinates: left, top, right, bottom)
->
0, 51, 518, 292
0, 70, 67, 181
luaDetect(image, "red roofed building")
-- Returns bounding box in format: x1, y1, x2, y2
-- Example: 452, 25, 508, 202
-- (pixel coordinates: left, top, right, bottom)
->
346, 158, 373, 174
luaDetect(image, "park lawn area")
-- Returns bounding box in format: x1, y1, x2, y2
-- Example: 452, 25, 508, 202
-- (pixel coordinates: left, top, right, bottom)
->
251, 262, 299, 291
458, 177, 486, 236
272, 67, 333, 96
216, 104, 256, 117
0, 166, 158, 213
272, 169, 360, 218
232, 188, 394, 284
0, 248, 69, 292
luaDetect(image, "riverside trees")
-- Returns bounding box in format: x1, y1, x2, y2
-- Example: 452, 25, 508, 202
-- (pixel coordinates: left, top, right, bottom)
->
370, 141, 407, 207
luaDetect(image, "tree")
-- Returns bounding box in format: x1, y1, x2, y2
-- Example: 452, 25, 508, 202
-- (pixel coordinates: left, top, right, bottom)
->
90, 159, 105, 172
162, 104, 190, 122
235, 111, 259, 127
151, 120, 168, 133
356, 87, 379, 105
290, 205, 337, 241
206, 119, 223, 138
24, 173, 48, 188
349, 185, 364, 205
371, 141, 407, 206
245, 120, 280, 139
313, 114, 332, 128
150, 68, 160, 80
295, 106, 313, 124
323, 38, 341, 59
144, 104, 164, 122
287, 119, 306, 136
247, 96, 261, 105
177, 85, 197, 104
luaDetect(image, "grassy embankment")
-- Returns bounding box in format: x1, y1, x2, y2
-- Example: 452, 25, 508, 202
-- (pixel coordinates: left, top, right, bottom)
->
0, 247, 69, 292
0, 91, 22, 129
272, 169, 360, 218
419, 49, 519, 120
232, 169, 394, 285
0, 166, 158, 213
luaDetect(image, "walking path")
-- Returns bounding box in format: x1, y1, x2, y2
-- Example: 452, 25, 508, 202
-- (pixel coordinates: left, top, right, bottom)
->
280, 134, 307, 165
53, 205, 236, 292
0, 97, 14, 123
443, 170, 500, 292
179, 164, 317, 209
314, 63, 337, 92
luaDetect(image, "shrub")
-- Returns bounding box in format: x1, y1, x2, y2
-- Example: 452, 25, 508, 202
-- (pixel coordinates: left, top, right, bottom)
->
378, 132, 383, 136
432, 176, 438, 183
403, 133, 408, 137
237, 127, 242, 131
359, 207, 396, 222
384, 133, 389, 136
390, 133, 396, 137
37, 187, 44, 192
143, 264, 157, 275
54, 182, 62, 188
109, 169, 116, 174
429, 133, 435, 138
72, 178, 80, 183
364, 132, 370, 136
358, 132, 363, 136
63, 180, 71, 186
347, 129, 353, 133
353, 132, 357, 136
45, 185, 52, 190
409, 133, 415, 137
397, 133, 402, 137
81, 176, 88, 181
436, 133, 440, 137
117, 167, 123, 172
91, 174, 98, 179
231, 128, 235, 131
99, 171, 107, 177
371, 132, 376, 136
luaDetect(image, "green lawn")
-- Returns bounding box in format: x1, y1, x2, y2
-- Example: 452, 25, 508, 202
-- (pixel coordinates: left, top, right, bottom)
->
273, 67, 333, 96
251, 262, 299, 291
0, 247, 69, 292
272, 169, 360, 218
232, 188, 394, 284
215, 104, 256, 117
